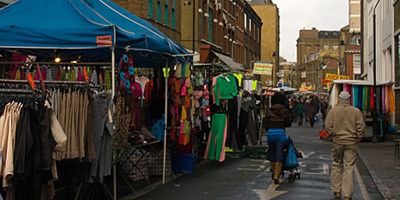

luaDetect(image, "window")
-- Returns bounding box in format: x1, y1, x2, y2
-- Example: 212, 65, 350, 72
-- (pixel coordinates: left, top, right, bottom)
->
208, 9, 213, 42
157, 0, 161, 22
148, 0, 153, 18
244, 13, 247, 30
171, 0, 176, 28
353, 54, 361, 75
164, 3, 169, 25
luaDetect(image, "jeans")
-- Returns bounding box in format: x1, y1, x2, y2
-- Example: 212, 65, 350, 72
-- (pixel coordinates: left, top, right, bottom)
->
267, 129, 288, 162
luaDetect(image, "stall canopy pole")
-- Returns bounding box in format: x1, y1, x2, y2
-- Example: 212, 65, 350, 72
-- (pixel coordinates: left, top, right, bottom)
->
111, 25, 117, 200
162, 64, 169, 184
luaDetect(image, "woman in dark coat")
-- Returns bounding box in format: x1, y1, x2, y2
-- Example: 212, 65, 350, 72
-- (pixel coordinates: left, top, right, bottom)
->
265, 92, 291, 184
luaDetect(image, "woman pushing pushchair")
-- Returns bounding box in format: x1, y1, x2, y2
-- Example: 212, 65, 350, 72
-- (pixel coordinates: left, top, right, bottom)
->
265, 92, 301, 184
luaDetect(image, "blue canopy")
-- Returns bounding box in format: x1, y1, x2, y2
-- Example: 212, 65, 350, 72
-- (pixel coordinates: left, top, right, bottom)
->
0, 0, 189, 57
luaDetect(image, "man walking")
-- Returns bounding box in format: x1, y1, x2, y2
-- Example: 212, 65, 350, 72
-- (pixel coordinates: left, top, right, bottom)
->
324, 91, 365, 200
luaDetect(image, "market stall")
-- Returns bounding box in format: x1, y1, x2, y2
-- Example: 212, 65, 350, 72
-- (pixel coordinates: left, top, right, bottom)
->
0, 0, 191, 199
330, 80, 395, 139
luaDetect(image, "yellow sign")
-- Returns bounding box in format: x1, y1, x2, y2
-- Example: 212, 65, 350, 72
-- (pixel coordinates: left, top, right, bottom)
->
325, 73, 349, 81
253, 62, 273, 75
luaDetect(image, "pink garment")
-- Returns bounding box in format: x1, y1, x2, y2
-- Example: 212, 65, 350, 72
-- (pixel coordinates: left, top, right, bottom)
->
382, 86, 386, 113
219, 117, 228, 162
212, 77, 217, 104
77, 67, 85, 81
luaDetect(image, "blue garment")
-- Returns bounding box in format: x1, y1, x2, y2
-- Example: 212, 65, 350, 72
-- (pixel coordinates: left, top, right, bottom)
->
267, 128, 288, 162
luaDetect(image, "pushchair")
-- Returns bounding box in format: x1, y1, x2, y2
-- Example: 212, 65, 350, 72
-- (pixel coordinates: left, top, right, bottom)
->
281, 137, 302, 182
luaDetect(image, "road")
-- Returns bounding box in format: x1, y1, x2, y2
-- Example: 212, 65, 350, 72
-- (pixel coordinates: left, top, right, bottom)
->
137, 124, 377, 200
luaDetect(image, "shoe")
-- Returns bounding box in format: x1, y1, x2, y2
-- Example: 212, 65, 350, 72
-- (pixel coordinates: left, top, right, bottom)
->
273, 178, 280, 184
344, 197, 352, 200
334, 192, 341, 200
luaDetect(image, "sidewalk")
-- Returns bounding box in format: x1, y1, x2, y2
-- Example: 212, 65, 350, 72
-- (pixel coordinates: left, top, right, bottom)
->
358, 140, 400, 200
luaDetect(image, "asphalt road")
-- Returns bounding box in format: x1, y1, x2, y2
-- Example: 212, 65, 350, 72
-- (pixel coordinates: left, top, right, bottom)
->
137, 123, 374, 200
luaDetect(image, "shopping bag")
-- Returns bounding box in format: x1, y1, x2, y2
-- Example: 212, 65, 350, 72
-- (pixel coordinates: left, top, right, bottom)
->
285, 138, 299, 169
319, 129, 329, 140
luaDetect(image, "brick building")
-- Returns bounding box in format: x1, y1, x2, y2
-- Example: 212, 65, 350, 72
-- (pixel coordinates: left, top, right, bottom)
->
181, 0, 262, 71
112, 0, 181, 43
251, 0, 279, 86
296, 28, 341, 91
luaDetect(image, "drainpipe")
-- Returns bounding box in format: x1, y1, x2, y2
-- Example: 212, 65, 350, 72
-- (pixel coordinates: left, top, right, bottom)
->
373, 0, 382, 140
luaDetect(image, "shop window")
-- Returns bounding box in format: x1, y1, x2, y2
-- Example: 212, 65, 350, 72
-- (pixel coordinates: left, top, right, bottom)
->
148, 0, 153, 18
157, 0, 161, 22
164, 3, 169, 25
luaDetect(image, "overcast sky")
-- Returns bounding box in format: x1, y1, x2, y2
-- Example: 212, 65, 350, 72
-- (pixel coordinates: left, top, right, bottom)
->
273, 0, 349, 62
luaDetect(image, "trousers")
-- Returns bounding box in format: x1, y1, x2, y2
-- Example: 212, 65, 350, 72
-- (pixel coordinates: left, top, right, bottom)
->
331, 143, 358, 198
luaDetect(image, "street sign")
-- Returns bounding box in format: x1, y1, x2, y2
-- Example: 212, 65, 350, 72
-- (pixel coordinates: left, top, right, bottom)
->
277, 82, 283, 88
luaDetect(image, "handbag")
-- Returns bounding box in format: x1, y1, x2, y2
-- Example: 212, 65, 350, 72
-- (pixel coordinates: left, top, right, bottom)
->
285, 137, 299, 169
151, 115, 165, 141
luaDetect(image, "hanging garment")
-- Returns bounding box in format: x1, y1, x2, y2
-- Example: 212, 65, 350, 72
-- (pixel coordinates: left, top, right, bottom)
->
213, 74, 238, 106
352, 85, 357, 108
388, 86, 395, 114
204, 114, 227, 162
233, 73, 243, 87
89, 93, 113, 183
358, 85, 363, 110
370, 87, 375, 111
226, 98, 239, 150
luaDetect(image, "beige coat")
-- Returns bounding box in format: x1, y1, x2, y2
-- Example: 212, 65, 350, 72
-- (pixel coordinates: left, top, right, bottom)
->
324, 99, 366, 145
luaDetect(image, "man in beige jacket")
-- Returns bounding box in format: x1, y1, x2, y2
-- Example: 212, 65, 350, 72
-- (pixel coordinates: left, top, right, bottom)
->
324, 91, 365, 200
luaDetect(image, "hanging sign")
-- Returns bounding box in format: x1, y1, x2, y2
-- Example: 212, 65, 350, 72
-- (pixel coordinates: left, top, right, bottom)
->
253, 62, 273, 75
325, 73, 350, 81
96, 35, 112, 47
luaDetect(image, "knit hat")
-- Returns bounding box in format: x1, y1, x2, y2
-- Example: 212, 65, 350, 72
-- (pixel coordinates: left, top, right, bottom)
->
339, 91, 351, 100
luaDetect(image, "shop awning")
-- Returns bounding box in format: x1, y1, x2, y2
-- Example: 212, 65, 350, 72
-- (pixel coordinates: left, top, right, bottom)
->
212, 51, 245, 71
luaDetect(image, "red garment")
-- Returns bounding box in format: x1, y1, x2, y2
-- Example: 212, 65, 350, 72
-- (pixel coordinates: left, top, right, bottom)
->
370, 87, 375, 111
144, 80, 154, 103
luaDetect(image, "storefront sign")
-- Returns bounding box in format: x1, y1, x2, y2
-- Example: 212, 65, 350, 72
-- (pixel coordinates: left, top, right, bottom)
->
325, 73, 350, 81
96, 35, 112, 47
253, 62, 272, 75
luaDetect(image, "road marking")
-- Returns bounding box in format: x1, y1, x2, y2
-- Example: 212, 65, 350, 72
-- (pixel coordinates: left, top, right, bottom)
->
355, 165, 371, 200
237, 167, 262, 172
302, 151, 315, 158
318, 154, 331, 160
306, 163, 329, 175
253, 183, 288, 200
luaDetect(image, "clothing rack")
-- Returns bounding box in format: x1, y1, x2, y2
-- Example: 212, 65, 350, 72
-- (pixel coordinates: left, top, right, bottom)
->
0, 61, 111, 66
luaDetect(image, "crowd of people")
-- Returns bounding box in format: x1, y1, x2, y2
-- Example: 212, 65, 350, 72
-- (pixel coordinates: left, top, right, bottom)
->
287, 94, 329, 128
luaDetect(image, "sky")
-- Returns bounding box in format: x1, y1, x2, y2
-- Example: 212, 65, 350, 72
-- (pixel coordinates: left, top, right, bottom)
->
273, 0, 349, 62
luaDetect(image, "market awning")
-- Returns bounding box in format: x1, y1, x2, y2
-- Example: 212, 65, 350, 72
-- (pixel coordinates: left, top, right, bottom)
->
212, 51, 245, 71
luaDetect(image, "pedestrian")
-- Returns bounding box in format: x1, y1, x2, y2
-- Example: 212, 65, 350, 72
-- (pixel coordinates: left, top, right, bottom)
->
265, 92, 291, 184
305, 96, 318, 127
320, 97, 329, 124
294, 99, 305, 126
324, 91, 365, 200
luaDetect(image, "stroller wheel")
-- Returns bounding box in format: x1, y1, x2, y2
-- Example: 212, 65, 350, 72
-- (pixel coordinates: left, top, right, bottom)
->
296, 173, 301, 179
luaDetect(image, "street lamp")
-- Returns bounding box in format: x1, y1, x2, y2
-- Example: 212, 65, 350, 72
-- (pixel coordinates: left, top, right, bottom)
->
338, 40, 345, 75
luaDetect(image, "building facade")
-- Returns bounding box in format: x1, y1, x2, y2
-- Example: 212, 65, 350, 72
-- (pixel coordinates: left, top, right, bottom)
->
296, 28, 341, 91
394, 0, 400, 124
362, 0, 394, 84
181, 0, 261, 71
340, 25, 362, 79
251, 0, 279, 86
349, 0, 361, 33
113, 0, 181, 43
278, 60, 296, 88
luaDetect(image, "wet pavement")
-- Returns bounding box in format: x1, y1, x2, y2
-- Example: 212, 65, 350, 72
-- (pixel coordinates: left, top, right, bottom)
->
137, 123, 381, 200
